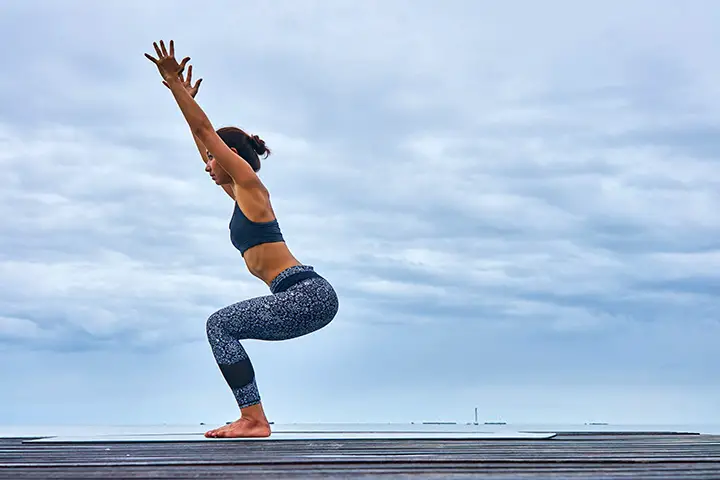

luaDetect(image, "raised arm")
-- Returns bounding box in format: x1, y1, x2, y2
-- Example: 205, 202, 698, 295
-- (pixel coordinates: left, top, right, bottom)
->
146, 40, 259, 187
163, 64, 235, 200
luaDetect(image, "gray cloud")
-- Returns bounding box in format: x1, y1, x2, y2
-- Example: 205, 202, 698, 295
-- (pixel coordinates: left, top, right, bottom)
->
0, 0, 719, 426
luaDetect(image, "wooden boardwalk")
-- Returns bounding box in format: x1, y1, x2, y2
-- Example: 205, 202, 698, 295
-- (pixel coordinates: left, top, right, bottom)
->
2, 431, 720, 478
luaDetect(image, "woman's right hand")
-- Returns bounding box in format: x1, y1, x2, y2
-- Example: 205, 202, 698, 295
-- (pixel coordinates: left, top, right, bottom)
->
164, 64, 203, 98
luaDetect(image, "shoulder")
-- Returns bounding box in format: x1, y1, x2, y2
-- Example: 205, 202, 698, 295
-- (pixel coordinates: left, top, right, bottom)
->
231, 176, 268, 197
231, 179, 274, 222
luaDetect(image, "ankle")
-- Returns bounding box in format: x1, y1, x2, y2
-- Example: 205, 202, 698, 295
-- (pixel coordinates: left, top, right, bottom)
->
240, 403, 269, 424
240, 415, 268, 425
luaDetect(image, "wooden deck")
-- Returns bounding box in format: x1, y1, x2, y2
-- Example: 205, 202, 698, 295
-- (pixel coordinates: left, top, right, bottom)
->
2, 431, 720, 478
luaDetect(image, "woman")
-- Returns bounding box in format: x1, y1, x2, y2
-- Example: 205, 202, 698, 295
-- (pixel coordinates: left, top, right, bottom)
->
145, 40, 339, 438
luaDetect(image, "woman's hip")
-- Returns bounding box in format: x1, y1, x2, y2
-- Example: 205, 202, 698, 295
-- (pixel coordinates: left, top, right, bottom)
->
270, 265, 339, 321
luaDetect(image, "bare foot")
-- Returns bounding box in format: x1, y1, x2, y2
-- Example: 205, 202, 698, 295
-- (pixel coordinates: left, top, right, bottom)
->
205, 417, 271, 438
204, 423, 230, 438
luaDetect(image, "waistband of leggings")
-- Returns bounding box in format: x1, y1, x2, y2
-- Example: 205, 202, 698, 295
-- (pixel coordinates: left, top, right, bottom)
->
270, 265, 322, 294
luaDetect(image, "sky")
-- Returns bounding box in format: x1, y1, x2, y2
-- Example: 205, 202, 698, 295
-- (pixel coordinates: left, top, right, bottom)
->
0, 0, 719, 428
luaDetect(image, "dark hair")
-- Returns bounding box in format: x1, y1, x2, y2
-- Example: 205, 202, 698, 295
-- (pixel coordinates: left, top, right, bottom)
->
216, 126, 271, 172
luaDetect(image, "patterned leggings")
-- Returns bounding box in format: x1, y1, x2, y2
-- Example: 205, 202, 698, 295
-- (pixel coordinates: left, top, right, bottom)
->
206, 265, 339, 409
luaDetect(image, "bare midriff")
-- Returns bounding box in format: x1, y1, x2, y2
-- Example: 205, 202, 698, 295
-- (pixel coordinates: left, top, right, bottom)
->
243, 241, 302, 287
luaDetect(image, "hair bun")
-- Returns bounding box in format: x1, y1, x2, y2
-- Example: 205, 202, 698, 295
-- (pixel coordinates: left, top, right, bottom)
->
248, 134, 270, 157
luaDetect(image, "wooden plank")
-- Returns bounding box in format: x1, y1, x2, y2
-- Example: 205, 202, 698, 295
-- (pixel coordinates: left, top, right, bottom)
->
3, 463, 720, 479
1, 433, 719, 479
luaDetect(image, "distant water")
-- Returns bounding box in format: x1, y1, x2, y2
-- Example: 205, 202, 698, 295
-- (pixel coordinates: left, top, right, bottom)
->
2, 422, 719, 438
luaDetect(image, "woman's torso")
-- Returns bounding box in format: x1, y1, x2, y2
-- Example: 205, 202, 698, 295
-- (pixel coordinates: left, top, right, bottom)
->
229, 181, 301, 286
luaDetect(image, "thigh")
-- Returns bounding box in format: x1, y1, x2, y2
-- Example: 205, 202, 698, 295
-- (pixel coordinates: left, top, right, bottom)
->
212, 278, 336, 342
261, 277, 338, 340
208, 295, 272, 341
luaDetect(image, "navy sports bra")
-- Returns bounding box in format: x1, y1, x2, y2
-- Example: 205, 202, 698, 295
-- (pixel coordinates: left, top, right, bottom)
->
229, 202, 284, 256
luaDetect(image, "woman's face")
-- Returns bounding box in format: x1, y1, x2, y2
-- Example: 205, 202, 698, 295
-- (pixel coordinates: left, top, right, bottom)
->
205, 152, 232, 185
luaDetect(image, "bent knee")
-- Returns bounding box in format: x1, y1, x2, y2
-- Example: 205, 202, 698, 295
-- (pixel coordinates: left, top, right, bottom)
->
206, 311, 226, 338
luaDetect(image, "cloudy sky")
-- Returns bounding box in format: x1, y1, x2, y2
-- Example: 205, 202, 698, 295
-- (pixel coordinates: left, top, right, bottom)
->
1, 0, 719, 429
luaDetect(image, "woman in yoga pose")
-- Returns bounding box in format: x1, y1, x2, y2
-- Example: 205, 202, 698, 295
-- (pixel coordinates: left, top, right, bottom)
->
145, 40, 339, 438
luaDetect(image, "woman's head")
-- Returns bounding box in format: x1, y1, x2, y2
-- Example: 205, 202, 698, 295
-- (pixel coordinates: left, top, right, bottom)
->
205, 126, 271, 185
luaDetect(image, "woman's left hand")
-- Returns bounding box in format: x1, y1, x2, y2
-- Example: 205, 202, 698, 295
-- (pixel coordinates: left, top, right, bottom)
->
145, 40, 190, 83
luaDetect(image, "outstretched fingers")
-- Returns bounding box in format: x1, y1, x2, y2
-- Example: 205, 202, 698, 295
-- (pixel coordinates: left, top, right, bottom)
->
146, 40, 191, 84
179, 56, 190, 70
145, 41, 163, 64
186, 65, 203, 90
149, 39, 181, 60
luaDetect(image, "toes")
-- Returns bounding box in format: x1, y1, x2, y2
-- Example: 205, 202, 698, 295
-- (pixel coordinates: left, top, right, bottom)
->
205, 425, 230, 438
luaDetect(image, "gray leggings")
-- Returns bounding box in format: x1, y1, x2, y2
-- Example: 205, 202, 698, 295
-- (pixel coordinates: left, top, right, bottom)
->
206, 265, 339, 409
